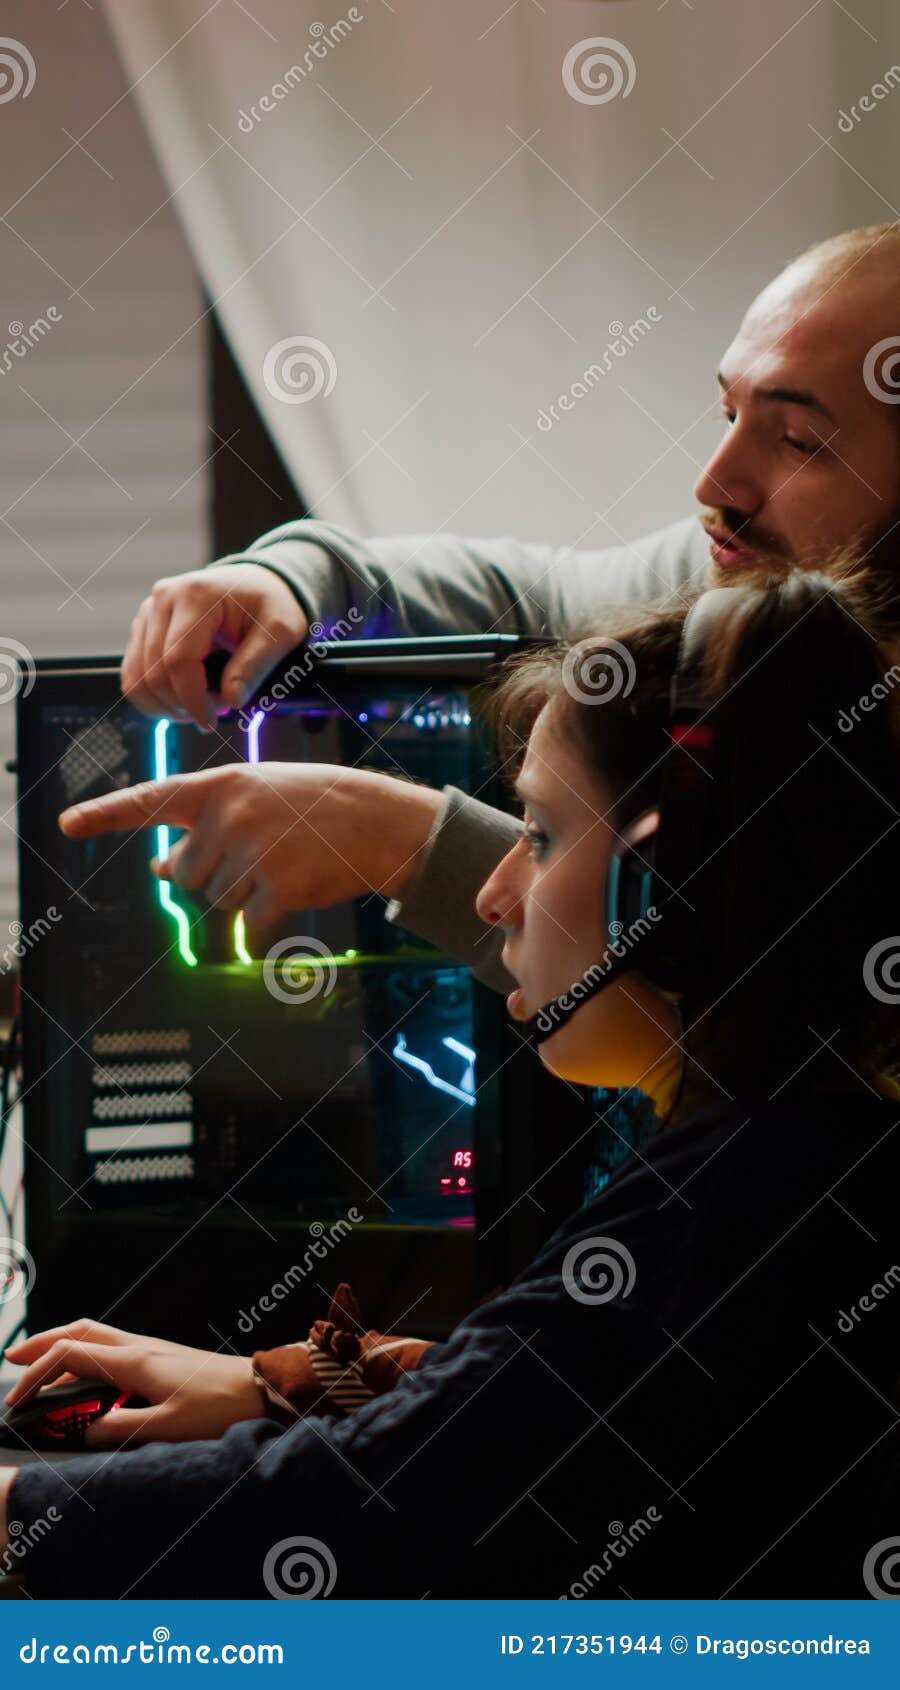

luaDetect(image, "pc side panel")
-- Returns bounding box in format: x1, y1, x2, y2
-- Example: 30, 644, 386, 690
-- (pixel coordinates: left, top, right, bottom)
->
17, 652, 522, 1343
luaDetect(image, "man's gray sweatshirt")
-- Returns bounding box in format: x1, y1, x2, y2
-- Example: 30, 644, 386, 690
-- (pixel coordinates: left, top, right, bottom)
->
213, 515, 711, 988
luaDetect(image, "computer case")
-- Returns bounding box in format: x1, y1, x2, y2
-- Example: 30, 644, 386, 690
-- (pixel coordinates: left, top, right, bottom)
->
14, 636, 594, 1346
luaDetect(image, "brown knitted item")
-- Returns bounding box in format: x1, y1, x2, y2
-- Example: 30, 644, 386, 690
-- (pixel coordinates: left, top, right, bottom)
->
252, 1282, 434, 1424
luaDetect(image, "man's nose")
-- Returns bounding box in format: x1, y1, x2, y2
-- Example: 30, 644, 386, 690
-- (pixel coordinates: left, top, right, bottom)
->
694, 425, 762, 517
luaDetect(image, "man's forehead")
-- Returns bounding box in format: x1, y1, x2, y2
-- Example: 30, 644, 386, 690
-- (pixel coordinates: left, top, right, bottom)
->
722, 268, 896, 394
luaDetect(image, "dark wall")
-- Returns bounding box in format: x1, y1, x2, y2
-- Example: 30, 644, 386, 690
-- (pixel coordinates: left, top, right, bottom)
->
208, 312, 307, 558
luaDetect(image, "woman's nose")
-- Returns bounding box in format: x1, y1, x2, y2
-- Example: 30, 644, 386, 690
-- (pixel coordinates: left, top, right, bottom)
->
476, 841, 523, 929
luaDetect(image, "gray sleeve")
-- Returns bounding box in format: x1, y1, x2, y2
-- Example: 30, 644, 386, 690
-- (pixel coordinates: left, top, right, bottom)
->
385, 786, 522, 993
211, 514, 710, 640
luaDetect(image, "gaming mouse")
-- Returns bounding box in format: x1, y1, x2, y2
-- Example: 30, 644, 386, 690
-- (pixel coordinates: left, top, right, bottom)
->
0, 1379, 147, 1451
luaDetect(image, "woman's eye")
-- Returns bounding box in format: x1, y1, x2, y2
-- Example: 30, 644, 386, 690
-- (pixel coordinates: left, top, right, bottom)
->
525, 825, 550, 859
783, 435, 819, 456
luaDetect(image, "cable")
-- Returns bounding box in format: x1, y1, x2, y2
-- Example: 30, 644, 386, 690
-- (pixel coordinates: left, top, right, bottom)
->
0, 1011, 19, 1170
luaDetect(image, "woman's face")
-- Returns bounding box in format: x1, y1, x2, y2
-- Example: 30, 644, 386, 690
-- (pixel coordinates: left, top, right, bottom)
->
475, 700, 680, 1092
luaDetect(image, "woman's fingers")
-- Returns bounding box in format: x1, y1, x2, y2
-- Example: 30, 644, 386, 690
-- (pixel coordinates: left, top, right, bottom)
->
84, 1403, 172, 1451
5, 1318, 134, 1370
4, 1339, 144, 1408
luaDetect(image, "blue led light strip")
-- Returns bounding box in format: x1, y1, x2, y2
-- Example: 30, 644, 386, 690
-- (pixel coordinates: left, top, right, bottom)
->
391, 1034, 476, 1106
153, 719, 198, 968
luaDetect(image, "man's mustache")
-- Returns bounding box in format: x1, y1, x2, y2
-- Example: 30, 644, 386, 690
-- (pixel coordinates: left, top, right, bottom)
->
701, 508, 790, 561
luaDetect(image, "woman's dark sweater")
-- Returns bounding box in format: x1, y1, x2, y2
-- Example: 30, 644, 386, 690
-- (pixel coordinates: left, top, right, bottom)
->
10, 1090, 900, 1599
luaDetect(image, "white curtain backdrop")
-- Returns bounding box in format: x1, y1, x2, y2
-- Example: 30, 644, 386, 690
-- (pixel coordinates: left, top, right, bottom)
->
102, 0, 900, 547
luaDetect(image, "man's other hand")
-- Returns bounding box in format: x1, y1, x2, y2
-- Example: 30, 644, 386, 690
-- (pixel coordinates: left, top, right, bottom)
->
121, 563, 309, 730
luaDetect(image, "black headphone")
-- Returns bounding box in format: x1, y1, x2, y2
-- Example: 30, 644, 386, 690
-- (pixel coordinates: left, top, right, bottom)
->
521, 587, 736, 1048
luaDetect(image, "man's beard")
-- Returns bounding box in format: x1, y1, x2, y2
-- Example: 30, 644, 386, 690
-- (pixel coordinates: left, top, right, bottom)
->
700, 504, 900, 598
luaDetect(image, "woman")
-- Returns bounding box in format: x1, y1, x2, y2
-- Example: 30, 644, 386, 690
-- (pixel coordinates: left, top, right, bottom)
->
3, 569, 899, 1599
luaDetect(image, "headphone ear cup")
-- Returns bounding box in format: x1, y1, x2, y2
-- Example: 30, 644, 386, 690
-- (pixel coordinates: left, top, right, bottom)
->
606, 817, 659, 938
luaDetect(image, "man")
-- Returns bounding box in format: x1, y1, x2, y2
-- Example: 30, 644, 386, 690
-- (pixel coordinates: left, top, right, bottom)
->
58, 223, 900, 984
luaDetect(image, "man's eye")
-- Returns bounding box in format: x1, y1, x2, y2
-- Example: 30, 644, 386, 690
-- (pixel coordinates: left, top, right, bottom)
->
783, 435, 819, 456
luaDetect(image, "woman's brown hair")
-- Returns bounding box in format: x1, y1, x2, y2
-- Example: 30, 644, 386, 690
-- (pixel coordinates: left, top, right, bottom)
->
488, 567, 900, 1103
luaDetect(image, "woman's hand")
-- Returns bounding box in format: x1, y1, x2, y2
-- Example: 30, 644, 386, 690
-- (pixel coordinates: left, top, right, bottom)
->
3, 1319, 267, 1449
